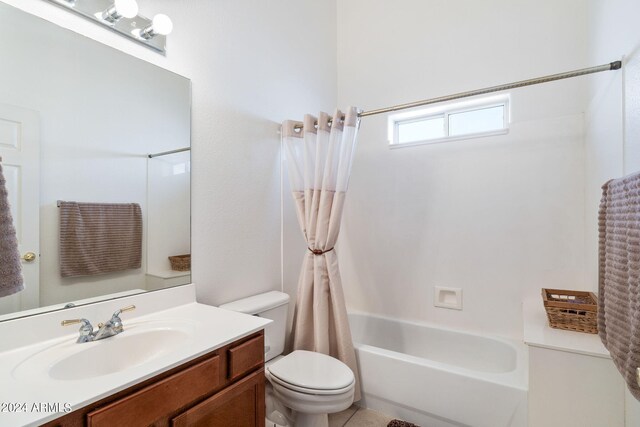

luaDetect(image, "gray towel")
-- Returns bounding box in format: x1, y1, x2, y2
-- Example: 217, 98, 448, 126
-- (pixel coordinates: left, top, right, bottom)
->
0, 161, 24, 297
59, 202, 142, 278
598, 172, 640, 400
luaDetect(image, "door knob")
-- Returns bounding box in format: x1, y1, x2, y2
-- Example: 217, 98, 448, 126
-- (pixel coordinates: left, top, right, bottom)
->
21, 252, 37, 262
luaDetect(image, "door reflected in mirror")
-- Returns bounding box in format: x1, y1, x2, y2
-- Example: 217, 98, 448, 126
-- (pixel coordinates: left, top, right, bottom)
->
0, 2, 191, 322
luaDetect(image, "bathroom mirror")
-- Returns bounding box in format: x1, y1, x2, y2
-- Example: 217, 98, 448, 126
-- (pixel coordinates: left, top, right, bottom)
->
0, 3, 191, 322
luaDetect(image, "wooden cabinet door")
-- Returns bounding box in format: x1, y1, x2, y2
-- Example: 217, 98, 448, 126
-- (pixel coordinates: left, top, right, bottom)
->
228, 335, 264, 381
87, 355, 221, 427
172, 369, 265, 427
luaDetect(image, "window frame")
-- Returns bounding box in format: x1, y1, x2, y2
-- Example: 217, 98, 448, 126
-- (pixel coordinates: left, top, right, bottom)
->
388, 95, 510, 148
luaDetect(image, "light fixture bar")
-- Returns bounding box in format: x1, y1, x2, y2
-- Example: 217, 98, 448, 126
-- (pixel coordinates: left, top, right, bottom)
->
43, 0, 169, 54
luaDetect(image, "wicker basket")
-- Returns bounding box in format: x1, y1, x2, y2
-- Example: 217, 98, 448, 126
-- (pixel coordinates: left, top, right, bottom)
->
541, 288, 598, 334
168, 254, 191, 272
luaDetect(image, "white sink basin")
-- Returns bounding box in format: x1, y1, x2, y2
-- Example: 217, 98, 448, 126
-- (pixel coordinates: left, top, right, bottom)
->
12, 320, 194, 381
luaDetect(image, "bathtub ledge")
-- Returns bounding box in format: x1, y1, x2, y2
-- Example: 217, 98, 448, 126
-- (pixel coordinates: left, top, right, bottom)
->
522, 299, 611, 358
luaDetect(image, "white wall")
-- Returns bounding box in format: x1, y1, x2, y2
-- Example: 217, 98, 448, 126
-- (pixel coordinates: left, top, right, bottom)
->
332, 0, 591, 339
586, 0, 640, 423
0, 0, 338, 307
146, 0, 337, 306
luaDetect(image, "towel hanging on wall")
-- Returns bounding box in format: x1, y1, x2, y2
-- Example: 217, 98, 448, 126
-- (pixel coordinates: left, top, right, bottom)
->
59, 201, 142, 278
598, 171, 640, 401
0, 158, 24, 297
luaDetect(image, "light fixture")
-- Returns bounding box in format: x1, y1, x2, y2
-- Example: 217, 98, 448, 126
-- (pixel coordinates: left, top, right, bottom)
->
101, 0, 139, 24
43, 0, 171, 54
138, 14, 173, 39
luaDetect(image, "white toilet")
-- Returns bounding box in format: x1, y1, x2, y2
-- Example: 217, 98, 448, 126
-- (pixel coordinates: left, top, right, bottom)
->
220, 291, 355, 427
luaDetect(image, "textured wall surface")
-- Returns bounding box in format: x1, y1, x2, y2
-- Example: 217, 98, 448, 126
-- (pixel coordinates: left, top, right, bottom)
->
586, 0, 640, 421
331, 0, 590, 338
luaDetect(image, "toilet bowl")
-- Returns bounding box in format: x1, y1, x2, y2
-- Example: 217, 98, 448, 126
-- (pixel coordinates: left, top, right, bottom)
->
266, 350, 355, 427
218, 292, 355, 427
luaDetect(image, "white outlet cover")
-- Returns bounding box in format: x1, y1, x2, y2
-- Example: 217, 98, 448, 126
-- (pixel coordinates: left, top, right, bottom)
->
434, 286, 463, 310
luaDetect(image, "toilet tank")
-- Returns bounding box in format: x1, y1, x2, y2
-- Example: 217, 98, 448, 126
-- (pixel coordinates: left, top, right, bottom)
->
219, 291, 290, 362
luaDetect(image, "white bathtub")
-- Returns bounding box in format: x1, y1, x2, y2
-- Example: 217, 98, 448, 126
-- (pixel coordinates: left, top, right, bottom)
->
349, 313, 528, 427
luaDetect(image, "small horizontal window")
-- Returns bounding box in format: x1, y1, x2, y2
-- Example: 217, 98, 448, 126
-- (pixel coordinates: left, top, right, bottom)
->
388, 96, 509, 147
397, 116, 445, 144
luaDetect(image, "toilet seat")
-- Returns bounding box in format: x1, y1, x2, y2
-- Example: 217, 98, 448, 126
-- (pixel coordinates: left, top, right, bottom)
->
268, 371, 355, 396
266, 350, 355, 395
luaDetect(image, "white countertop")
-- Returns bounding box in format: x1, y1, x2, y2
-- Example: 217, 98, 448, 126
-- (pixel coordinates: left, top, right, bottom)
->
522, 299, 610, 358
0, 300, 270, 427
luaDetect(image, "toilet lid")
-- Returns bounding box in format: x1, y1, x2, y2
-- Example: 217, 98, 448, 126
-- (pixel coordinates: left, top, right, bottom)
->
267, 350, 354, 391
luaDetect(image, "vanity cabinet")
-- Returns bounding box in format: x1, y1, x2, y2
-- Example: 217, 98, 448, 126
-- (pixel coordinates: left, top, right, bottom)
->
171, 371, 264, 426
43, 331, 265, 427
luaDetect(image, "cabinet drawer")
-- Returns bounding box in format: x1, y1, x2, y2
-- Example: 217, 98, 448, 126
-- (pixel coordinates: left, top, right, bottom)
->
171, 369, 265, 427
87, 354, 220, 427
228, 335, 264, 381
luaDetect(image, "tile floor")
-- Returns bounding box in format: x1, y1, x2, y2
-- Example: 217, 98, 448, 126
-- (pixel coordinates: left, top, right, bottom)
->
329, 405, 395, 427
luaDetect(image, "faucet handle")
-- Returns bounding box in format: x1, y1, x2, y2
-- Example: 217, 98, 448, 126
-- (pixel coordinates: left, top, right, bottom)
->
113, 305, 136, 318
61, 318, 92, 327
61, 318, 95, 343
109, 305, 135, 334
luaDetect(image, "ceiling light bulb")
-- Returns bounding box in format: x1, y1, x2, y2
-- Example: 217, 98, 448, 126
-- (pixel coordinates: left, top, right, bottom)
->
115, 0, 139, 18
152, 14, 173, 36
139, 14, 173, 39
102, 0, 139, 23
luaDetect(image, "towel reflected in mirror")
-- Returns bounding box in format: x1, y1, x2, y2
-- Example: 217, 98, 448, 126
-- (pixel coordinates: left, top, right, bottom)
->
0, 159, 24, 298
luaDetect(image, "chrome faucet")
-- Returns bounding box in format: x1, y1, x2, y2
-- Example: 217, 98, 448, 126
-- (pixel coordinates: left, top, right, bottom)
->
60, 318, 95, 343
61, 305, 136, 343
94, 305, 135, 340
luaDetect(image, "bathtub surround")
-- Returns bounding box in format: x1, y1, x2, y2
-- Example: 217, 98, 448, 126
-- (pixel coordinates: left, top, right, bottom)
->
331, 0, 590, 340
0, 160, 23, 298
598, 172, 640, 400
146, 151, 191, 278
283, 107, 361, 401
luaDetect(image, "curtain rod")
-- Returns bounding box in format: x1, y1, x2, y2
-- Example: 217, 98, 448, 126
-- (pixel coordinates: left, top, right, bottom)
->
358, 60, 622, 118
148, 147, 191, 158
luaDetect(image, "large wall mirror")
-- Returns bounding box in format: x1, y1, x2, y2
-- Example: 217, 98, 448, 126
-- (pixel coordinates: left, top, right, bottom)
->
0, 3, 191, 321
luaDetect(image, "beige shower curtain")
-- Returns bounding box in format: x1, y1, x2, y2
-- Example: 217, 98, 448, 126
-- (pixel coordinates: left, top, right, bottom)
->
283, 107, 361, 400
